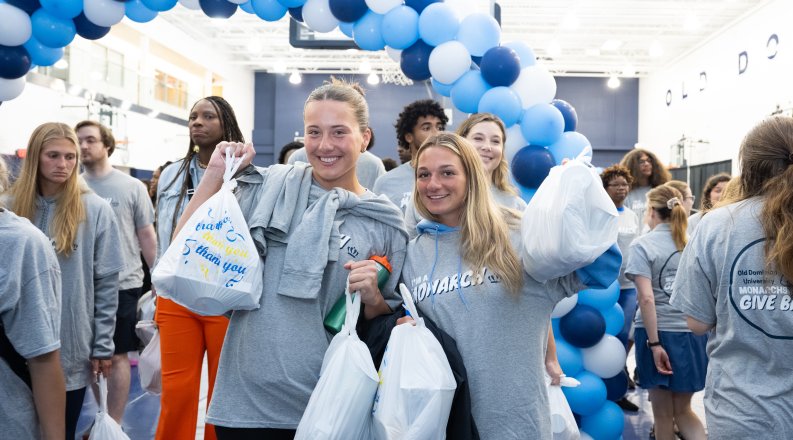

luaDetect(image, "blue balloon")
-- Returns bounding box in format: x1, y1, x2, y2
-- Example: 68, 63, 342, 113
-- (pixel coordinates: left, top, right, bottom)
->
431, 78, 453, 97
562, 370, 607, 416
579, 280, 621, 311
41, 0, 82, 19
0, 45, 32, 80
551, 99, 578, 132
450, 69, 489, 114
560, 304, 606, 348
382, 5, 418, 50
252, 0, 287, 21
511, 145, 555, 189
199, 0, 237, 18
480, 46, 521, 87
520, 103, 564, 146
73, 12, 110, 40
548, 131, 592, 165
405, 0, 439, 14
277, 0, 306, 7
580, 400, 625, 439
353, 11, 385, 51
329, 0, 367, 23
31, 9, 76, 48
400, 39, 433, 81
456, 13, 500, 57
338, 20, 354, 37
239, 1, 256, 13
478, 86, 522, 127
141, 0, 178, 12
23, 35, 63, 66
555, 338, 584, 377
288, 6, 303, 21
503, 41, 536, 68
418, 2, 458, 47
5, 0, 41, 15
126, 0, 159, 23
602, 303, 625, 337
518, 185, 536, 203
602, 370, 628, 402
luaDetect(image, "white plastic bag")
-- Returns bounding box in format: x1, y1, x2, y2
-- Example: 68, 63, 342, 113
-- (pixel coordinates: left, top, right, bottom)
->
296, 282, 379, 440
371, 284, 457, 440
135, 321, 161, 394
547, 374, 581, 440
89, 374, 131, 440
137, 291, 155, 321
152, 148, 262, 316
521, 159, 619, 282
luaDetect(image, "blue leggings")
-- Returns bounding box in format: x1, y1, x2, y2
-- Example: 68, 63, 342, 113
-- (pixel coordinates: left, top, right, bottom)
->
616, 288, 637, 348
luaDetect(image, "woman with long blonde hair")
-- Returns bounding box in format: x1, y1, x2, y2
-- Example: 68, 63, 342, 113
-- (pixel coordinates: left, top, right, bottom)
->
6, 122, 122, 440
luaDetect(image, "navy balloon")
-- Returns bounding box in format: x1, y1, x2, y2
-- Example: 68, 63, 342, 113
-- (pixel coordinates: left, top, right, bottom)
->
551, 99, 578, 132
400, 39, 433, 81
511, 145, 556, 189
288, 6, 303, 21
560, 304, 606, 348
73, 12, 110, 40
199, 0, 237, 18
405, 0, 439, 14
603, 370, 628, 402
471, 55, 482, 66
328, 0, 367, 23
5, 0, 41, 15
0, 45, 32, 80
480, 46, 521, 87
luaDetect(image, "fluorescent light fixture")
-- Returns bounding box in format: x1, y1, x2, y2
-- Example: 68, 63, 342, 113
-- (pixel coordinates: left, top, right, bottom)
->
607, 76, 621, 89
289, 71, 302, 84
601, 39, 623, 51
367, 72, 380, 85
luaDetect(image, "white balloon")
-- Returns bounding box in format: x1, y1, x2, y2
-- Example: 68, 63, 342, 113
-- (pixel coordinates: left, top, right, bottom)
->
511, 64, 557, 109
365, 0, 402, 15
428, 41, 470, 85
385, 46, 402, 63
551, 294, 578, 319
504, 124, 528, 164
302, 0, 339, 33
582, 335, 627, 379
84, 0, 126, 27
580, 433, 594, 440
0, 3, 32, 47
178, 0, 201, 10
0, 76, 26, 102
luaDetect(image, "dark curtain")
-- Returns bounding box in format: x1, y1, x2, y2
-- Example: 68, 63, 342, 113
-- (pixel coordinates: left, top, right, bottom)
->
670, 159, 733, 209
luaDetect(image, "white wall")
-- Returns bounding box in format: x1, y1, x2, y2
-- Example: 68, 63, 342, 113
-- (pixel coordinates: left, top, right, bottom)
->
638, 0, 793, 172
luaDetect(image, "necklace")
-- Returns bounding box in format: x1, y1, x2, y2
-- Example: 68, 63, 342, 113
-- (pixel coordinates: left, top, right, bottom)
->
197, 160, 208, 169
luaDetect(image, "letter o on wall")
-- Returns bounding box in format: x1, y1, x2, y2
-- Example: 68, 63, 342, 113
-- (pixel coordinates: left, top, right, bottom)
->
666, 89, 673, 107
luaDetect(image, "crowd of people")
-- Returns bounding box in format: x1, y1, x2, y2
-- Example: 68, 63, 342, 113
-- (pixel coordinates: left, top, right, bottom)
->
1, 77, 792, 440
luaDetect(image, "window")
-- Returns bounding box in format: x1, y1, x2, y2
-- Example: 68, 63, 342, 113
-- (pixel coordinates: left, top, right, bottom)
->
87, 45, 124, 87
154, 70, 189, 109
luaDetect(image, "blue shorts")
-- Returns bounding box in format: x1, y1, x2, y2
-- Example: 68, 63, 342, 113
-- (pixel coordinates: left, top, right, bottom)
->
634, 327, 708, 393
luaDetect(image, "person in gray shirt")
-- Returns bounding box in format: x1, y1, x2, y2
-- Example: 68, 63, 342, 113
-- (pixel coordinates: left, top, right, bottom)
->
620, 149, 671, 230
5, 122, 122, 440
671, 116, 793, 439
77, 120, 157, 423
373, 99, 447, 211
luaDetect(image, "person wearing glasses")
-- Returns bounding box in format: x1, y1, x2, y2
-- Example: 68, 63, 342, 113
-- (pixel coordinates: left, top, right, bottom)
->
620, 149, 671, 229
666, 180, 696, 216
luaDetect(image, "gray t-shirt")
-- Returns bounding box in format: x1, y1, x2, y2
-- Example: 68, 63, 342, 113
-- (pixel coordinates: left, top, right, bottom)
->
372, 162, 414, 212
0, 209, 61, 439
83, 169, 154, 290
30, 193, 123, 390
687, 211, 703, 237
624, 185, 651, 229
625, 223, 688, 332
616, 207, 640, 288
156, 157, 206, 259
206, 179, 407, 429
670, 197, 793, 439
288, 148, 386, 190
401, 225, 583, 440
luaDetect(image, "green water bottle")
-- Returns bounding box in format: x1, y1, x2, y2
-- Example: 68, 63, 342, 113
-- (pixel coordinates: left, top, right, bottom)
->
324, 256, 391, 335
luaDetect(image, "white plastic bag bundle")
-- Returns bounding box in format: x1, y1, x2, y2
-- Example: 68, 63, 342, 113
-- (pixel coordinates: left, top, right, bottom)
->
295, 282, 378, 440
137, 291, 155, 321
521, 159, 619, 282
371, 284, 457, 440
547, 374, 581, 440
135, 321, 161, 394
89, 374, 131, 440
152, 148, 262, 316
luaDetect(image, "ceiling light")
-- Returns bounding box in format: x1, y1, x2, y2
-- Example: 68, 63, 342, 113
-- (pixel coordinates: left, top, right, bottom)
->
601, 39, 623, 52
607, 76, 621, 89
54, 59, 69, 70
289, 71, 302, 85
561, 14, 579, 30
367, 72, 380, 85
649, 41, 664, 58
547, 40, 561, 57
685, 14, 700, 31
360, 61, 372, 74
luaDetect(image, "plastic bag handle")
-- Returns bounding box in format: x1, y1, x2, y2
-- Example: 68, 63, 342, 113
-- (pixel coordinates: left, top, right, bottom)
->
398, 283, 420, 321
223, 146, 245, 183
97, 373, 109, 413
343, 275, 361, 332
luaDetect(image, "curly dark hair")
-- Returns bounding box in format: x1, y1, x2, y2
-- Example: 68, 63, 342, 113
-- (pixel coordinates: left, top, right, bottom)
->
700, 172, 730, 210
600, 164, 634, 187
620, 148, 671, 189
394, 99, 448, 150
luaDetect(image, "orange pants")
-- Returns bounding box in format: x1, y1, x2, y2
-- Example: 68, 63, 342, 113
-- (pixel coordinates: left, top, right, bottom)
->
155, 297, 229, 440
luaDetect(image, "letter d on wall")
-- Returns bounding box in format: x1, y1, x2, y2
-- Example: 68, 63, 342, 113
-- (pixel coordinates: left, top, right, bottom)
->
738, 51, 748, 74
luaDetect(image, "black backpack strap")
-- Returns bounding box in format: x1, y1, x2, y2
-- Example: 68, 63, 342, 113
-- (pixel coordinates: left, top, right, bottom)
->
0, 323, 32, 389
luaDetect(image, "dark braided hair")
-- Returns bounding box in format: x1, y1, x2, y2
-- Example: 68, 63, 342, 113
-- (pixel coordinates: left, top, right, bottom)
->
161, 96, 245, 239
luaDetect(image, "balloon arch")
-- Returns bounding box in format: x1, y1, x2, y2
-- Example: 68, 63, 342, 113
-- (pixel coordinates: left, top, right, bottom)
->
0, 1, 622, 437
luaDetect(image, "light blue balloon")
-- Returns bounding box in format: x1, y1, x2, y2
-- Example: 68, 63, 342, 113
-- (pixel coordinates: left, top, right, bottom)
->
555, 337, 583, 377
140, 0, 178, 12
477, 86, 522, 127
431, 78, 453, 97
456, 13, 500, 57
339, 20, 354, 38
581, 401, 625, 440
353, 10, 385, 51
252, 0, 287, 21
277, 0, 306, 7
520, 103, 564, 146
603, 303, 625, 336
23, 35, 63, 66
40, 0, 83, 19
562, 371, 607, 417
126, 0, 158, 23
381, 5, 418, 50
450, 69, 490, 114
578, 280, 621, 311
418, 2, 458, 47
503, 41, 536, 68
548, 131, 592, 165
239, 1, 255, 13
31, 9, 76, 49
518, 185, 536, 203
